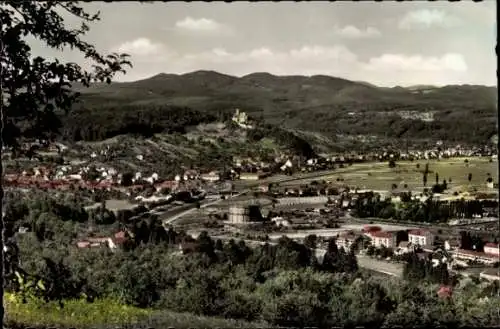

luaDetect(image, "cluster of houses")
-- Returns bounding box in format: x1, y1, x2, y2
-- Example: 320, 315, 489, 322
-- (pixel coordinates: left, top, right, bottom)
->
346, 226, 436, 250
334, 225, 499, 280
7, 134, 497, 195
393, 145, 496, 161
76, 230, 130, 250
3, 164, 182, 194
179, 141, 497, 182
288, 144, 496, 166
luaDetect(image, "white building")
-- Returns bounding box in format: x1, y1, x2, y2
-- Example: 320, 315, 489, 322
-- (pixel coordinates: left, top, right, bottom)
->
77, 237, 117, 250
395, 241, 413, 255
68, 174, 82, 181
408, 229, 434, 248
484, 243, 499, 256
444, 240, 460, 251
183, 170, 199, 181
271, 216, 291, 227
232, 108, 253, 129
306, 158, 317, 166
239, 172, 263, 180
369, 231, 397, 249
336, 231, 359, 251
201, 171, 221, 182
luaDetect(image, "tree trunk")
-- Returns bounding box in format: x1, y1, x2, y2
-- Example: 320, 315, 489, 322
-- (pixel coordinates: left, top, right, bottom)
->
0, 142, 5, 328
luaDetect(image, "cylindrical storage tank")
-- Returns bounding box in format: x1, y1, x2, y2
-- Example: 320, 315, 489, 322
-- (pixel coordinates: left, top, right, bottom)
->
229, 206, 250, 223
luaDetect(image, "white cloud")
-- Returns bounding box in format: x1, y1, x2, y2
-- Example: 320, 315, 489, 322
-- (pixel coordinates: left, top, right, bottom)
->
334, 25, 381, 39
176, 17, 220, 31
365, 53, 467, 72
115, 38, 165, 57
179, 45, 359, 75
399, 9, 460, 29
174, 17, 231, 35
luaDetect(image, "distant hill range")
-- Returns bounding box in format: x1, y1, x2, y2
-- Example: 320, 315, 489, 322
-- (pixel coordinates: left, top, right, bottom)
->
71, 70, 497, 147
405, 84, 438, 91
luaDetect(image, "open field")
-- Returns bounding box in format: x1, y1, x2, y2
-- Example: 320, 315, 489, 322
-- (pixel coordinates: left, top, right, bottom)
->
232, 163, 400, 190
280, 157, 497, 193
356, 255, 404, 277
84, 199, 139, 212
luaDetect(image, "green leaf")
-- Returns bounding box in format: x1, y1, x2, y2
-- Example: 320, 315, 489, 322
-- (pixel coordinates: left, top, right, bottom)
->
37, 280, 46, 291
15, 271, 24, 285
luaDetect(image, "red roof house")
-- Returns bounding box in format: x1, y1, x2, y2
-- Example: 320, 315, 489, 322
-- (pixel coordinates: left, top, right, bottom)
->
437, 285, 453, 298
408, 229, 431, 236
369, 231, 397, 248
370, 231, 394, 239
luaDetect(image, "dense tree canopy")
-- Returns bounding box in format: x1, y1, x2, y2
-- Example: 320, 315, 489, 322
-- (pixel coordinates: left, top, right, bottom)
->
2, 191, 500, 328
61, 104, 217, 141
353, 192, 498, 223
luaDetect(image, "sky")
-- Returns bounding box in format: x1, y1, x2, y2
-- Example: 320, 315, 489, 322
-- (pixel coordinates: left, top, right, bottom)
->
29, 1, 497, 87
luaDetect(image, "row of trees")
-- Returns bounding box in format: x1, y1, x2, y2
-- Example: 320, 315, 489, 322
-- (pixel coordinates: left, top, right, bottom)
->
352, 193, 498, 223
247, 123, 316, 158
403, 253, 451, 285
459, 231, 493, 252
1, 1, 137, 327
61, 105, 218, 142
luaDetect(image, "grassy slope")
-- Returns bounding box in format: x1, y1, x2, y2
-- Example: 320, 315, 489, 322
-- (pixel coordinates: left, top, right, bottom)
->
5, 293, 266, 329
68, 123, 299, 175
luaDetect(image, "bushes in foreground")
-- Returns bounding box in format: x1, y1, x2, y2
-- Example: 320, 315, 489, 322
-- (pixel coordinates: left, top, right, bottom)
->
5, 194, 500, 328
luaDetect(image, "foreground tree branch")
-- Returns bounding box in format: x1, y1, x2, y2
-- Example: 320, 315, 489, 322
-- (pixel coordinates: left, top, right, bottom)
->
0, 2, 133, 327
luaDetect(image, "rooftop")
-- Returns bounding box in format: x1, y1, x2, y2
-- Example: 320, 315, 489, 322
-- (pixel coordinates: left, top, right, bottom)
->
339, 231, 359, 240
437, 285, 453, 298
363, 225, 382, 232
408, 229, 431, 236
370, 231, 394, 239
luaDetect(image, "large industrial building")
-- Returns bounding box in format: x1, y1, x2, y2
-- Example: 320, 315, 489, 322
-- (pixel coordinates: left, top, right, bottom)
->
228, 204, 263, 223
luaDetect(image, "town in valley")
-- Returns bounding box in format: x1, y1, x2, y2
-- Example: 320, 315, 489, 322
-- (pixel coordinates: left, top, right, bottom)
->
1, 1, 498, 329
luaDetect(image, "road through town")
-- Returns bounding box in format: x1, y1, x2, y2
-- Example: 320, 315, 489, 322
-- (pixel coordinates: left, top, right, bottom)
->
162, 190, 250, 226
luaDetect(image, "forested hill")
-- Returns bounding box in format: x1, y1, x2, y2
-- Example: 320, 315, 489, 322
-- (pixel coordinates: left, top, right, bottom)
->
70, 71, 497, 146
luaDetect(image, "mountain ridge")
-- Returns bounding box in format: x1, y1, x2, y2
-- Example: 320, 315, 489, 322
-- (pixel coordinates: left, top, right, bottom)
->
103, 71, 495, 89
71, 70, 497, 146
